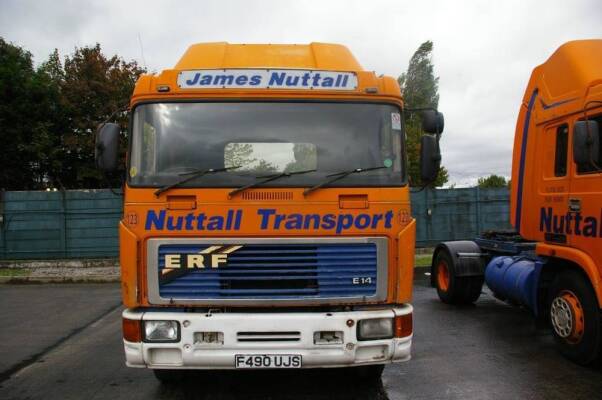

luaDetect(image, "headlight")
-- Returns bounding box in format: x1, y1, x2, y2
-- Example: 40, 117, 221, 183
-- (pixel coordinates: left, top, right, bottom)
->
144, 320, 180, 342
357, 318, 393, 340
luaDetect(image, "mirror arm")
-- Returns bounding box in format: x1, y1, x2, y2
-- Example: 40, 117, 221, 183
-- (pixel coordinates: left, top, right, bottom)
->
99, 103, 130, 127
403, 107, 438, 113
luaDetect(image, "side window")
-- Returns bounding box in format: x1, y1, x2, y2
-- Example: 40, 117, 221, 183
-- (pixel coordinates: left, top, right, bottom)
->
576, 115, 602, 174
554, 124, 568, 177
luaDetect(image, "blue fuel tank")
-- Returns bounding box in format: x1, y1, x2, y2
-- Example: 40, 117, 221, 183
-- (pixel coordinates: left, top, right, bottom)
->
484, 256, 543, 314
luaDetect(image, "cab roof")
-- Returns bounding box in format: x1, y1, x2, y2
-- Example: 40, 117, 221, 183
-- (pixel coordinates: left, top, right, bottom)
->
525, 39, 602, 119
174, 42, 364, 72
131, 42, 402, 101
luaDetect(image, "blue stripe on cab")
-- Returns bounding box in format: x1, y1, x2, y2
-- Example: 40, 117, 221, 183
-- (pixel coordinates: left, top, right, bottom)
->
515, 89, 538, 232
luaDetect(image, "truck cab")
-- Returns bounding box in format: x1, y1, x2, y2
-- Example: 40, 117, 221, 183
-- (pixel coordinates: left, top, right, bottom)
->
431, 39, 602, 365
95, 43, 440, 380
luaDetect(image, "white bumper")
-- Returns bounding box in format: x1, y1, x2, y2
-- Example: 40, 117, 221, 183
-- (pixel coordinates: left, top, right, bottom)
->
123, 305, 412, 369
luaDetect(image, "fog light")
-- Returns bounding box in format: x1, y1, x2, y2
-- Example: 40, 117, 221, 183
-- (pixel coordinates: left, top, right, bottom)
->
144, 320, 179, 342
194, 331, 224, 345
357, 318, 393, 340
314, 331, 343, 345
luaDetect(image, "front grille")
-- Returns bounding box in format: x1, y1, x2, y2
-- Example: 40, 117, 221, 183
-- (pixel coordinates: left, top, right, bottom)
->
156, 242, 378, 300
237, 331, 301, 342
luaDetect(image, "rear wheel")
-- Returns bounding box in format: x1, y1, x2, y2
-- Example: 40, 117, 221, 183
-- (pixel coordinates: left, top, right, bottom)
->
434, 250, 483, 305
548, 270, 601, 365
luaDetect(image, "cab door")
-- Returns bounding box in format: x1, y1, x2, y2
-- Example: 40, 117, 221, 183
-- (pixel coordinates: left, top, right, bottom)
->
535, 122, 571, 244
568, 112, 602, 267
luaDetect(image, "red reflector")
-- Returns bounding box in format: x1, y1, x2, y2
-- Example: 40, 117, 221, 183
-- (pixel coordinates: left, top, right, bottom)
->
123, 318, 142, 342
394, 313, 413, 338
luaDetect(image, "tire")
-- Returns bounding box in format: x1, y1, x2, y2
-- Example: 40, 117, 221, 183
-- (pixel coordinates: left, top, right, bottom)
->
548, 270, 601, 365
352, 364, 384, 381
153, 369, 185, 384
433, 249, 483, 305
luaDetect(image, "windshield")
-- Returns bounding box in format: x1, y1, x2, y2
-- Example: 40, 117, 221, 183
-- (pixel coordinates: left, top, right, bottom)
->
128, 102, 405, 188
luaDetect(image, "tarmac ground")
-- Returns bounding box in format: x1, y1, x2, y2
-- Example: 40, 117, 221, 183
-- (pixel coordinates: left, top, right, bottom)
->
0, 273, 601, 400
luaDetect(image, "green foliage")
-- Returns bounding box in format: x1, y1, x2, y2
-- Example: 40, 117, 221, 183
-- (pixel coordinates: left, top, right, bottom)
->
398, 41, 448, 187
224, 143, 278, 173
284, 143, 317, 172
55, 43, 145, 188
477, 174, 507, 188
0, 38, 145, 189
0, 38, 55, 189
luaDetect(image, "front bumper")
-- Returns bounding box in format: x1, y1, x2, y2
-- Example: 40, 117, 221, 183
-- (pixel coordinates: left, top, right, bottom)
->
123, 305, 412, 369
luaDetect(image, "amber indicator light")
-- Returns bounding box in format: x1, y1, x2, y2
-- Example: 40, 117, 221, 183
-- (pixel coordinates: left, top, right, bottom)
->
394, 313, 413, 338
123, 318, 142, 342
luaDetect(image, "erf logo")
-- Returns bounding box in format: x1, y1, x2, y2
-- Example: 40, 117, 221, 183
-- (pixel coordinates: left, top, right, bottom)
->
162, 245, 242, 275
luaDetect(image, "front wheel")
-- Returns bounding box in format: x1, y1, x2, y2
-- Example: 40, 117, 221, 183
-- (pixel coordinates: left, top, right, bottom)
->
153, 369, 186, 384
352, 364, 384, 381
548, 270, 601, 365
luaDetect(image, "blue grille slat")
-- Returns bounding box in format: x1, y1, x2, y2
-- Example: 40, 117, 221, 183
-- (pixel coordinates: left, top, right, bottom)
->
226, 255, 375, 261
224, 261, 375, 267
160, 287, 375, 295
157, 242, 378, 300
167, 274, 376, 282
160, 267, 375, 275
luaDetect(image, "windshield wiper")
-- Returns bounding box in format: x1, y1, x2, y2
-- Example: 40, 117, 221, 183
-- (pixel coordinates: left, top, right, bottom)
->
154, 166, 241, 197
228, 169, 316, 198
303, 166, 388, 196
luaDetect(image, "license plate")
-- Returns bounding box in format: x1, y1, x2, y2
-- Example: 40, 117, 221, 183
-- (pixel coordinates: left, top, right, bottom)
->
234, 354, 302, 369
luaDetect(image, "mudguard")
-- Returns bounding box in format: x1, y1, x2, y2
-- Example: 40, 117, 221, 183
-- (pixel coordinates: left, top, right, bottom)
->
431, 241, 485, 287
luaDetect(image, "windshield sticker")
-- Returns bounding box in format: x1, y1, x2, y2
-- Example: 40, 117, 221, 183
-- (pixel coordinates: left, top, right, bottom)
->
383, 158, 393, 168
391, 112, 402, 130
177, 69, 358, 91
129, 167, 138, 177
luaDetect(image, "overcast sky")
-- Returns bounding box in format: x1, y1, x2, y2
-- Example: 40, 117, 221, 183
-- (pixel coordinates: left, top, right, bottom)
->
1, 0, 600, 186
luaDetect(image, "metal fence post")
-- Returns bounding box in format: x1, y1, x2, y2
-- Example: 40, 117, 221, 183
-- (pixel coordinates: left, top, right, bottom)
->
60, 190, 67, 258
0, 189, 4, 259
475, 186, 482, 235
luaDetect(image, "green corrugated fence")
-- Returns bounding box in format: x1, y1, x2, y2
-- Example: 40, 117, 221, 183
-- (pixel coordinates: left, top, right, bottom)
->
0, 190, 122, 259
412, 187, 512, 247
0, 187, 511, 259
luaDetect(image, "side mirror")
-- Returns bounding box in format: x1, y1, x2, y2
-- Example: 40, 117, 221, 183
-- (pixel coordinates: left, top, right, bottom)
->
573, 120, 600, 165
420, 135, 441, 183
421, 110, 444, 134
95, 123, 120, 172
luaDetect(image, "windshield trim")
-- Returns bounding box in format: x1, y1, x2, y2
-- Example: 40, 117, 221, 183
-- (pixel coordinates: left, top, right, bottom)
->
126, 99, 408, 189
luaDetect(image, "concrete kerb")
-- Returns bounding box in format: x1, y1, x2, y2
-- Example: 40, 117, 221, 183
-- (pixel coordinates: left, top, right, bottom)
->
0, 258, 118, 269
0, 258, 120, 284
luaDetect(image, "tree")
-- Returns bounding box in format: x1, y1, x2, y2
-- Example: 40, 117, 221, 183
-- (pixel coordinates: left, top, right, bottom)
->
477, 174, 507, 188
284, 143, 317, 172
0, 39, 145, 190
224, 143, 255, 168
224, 143, 278, 173
0, 38, 56, 189
57, 44, 145, 188
398, 41, 448, 187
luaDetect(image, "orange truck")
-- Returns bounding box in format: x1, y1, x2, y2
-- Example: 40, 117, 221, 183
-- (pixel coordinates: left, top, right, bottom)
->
95, 42, 444, 381
431, 39, 602, 365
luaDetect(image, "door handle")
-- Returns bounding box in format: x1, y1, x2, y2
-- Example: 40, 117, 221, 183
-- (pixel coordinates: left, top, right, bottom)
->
568, 198, 581, 212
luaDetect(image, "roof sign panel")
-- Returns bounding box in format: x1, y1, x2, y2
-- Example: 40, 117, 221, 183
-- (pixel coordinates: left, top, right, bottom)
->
177, 69, 358, 90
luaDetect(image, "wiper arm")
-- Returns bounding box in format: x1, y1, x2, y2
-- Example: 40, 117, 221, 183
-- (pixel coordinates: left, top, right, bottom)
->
303, 166, 388, 196
228, 169, 316, 198
154, 165, 241, 197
